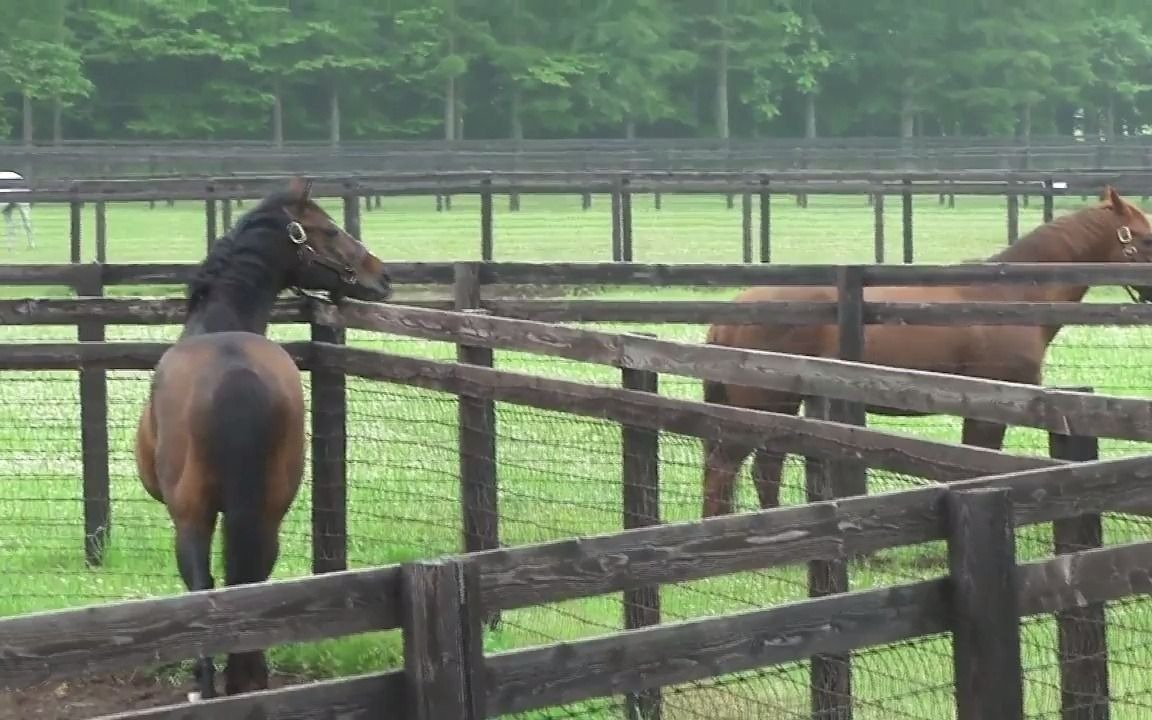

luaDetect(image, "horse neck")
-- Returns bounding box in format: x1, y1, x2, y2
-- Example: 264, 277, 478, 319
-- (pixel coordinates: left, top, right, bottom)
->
181, 265, 288, 339
981, 208, 1120, 304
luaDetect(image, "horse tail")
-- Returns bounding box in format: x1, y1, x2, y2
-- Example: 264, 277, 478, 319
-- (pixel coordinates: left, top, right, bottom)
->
205, 365, 276, 587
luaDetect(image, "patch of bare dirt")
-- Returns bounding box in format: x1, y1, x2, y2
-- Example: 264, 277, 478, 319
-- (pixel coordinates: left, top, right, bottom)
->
0, 672, 305, 720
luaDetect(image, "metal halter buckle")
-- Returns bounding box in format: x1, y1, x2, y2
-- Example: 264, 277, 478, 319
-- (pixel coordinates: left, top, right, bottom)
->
1118, 226, 1134, 244
287, 221, 307, 245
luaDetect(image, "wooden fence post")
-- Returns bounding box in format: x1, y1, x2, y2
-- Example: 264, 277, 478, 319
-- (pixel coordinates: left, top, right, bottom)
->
454, 263, 500, 630
76, 262, 109, 568
621, 346, 662, 720
69, 197, 82, 263
343, 191, 361, 241
221, 194, 233, 232
1007, 179, 1020, 244
805, 395, 852, 720
480, 178, 494, 262
402, 559, 483, 720
1050, 386, 1109, 720
1044, 178, 1056, 224
901, 178, 914, 264
832, 266, 868, 500
621, 177, 634, 262
310, 315, 347, 575
759, 175, 771, 263
947, 487, 1024, 720
611, 185, 623, 262
872, 191, 885, 264
205, 192, 218, 252
741, 191, 753, 263
94, 201, 107, 263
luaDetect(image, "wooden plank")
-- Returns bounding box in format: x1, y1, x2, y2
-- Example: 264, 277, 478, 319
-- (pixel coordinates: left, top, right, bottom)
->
401, 560, 473, 720
0, 566, 402, 690
0, 341, 312, 371
0, 297, 309, 325
484, 533, 1152, 717
1050, 417, 1110, 720
88, 670, 404, 720
467, 448, 1152, 614
11, 259, 1152, 290
316, 301, 1152, 443
318, 343, 1054, 484
478, 298, 1152, 326
947, 488, 1024, 720
69, 199, 82, 263
484, 579, 950, 717
832, 266, 868, 500
310, 321, 348, 574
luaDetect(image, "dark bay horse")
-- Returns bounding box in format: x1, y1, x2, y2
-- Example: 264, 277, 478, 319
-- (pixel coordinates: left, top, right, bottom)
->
701, 186, 1152, 517
134, 177, 392, 699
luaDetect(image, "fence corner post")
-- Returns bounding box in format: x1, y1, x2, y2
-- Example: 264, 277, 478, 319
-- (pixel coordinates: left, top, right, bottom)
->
402, 558, 483, 720
947, 487, 1024, 720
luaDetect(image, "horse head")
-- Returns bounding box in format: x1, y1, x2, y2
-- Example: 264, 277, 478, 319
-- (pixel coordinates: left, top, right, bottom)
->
276, 175, 392, 303
1097, 185, 1152, 302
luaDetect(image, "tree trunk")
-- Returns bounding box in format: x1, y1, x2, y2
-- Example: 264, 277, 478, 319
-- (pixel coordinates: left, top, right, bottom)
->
329, 86, 340, 146
899, 92, 915, 138
1020, 104, 1032, 141
510, 85, 523, 140
272, 83, 284, 147
52, 99, 62, 145
22, 93, 33, 146
715, 0, 730, 139
444, 0, 458, 141
804, 93, 817, 138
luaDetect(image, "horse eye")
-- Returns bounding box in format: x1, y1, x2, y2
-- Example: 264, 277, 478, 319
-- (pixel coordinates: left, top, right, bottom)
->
323, 227, 339, 239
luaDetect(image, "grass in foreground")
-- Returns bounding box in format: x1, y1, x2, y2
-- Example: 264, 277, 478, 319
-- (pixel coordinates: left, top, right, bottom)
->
0, 193, 1150, 717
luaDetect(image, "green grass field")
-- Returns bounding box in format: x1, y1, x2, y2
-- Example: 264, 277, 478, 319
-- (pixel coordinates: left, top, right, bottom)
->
2, 193, 1152, 718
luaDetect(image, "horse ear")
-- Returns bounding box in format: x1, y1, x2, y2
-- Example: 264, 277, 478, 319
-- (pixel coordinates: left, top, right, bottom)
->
287, 175, 313, 204
1103, 185, 1129, 215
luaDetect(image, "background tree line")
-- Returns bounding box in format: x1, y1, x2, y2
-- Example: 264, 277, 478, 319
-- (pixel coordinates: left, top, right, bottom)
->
4, 0, 1152, 144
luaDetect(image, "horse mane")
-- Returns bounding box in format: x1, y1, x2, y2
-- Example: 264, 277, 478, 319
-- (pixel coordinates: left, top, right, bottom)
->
185, 191, 296, 313
985, 204, 1118, 263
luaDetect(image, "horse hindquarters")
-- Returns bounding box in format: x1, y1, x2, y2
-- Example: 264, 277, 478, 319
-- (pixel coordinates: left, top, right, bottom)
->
200, 364, 285, 695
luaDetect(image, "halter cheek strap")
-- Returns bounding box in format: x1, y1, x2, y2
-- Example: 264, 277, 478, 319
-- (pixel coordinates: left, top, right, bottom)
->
1118, 225, 1137, 257
285, 220, 358, 285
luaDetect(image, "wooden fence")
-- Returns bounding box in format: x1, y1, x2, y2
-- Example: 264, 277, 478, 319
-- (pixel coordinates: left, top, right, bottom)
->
4, 260, 1152, 716
8, 169, 1152, 266
0, 315, 1148, 718
8, 257, 1152, 569
7, 135, 1152, 176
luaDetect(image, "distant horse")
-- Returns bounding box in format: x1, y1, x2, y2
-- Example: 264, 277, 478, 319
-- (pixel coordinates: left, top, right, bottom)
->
0, 170, 33, 251
134, 177, 392, 699
701, 186, 1152, 517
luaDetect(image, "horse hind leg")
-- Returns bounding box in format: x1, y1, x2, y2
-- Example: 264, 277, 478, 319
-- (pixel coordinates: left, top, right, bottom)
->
702, 437, 752, 517
751, 449, 788, 509
172, 508, 219, 700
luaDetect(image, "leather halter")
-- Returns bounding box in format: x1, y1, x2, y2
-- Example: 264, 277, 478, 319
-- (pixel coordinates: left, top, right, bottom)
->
287, 220, 359, 285
1117, 225, 1152, 303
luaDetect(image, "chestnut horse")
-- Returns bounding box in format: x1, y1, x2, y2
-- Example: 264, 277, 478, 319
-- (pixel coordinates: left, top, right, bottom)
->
701, 186, 1152, 517
134, 177, 392, 699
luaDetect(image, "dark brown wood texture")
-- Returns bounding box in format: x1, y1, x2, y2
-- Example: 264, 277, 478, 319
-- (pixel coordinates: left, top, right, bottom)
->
947, 488, 1024, 720
310, 321, 348, 574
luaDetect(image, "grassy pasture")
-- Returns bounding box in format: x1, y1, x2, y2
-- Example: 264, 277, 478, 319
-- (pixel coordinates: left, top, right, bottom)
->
1, 192, 1151, 718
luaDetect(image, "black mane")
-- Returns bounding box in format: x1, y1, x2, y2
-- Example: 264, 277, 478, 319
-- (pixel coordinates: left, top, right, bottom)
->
185, 191, 297, 314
